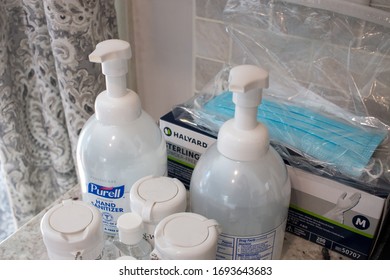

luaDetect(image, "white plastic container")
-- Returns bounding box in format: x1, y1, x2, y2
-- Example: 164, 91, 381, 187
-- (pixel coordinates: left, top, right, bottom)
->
40, 200, 104, 260
76, 39, 167, 236
113, 212, 152, 260
130, 175, 187, 246
151, 212, 221, 260
190, 65, 291, 260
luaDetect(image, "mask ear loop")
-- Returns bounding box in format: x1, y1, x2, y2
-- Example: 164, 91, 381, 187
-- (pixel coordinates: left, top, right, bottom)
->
363, 158, 384, 182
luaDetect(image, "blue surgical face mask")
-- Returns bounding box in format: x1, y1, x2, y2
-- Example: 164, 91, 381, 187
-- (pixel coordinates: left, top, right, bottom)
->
202, 91, 388, 179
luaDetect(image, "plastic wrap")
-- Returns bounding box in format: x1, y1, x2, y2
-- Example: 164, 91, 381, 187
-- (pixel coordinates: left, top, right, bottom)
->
173, 0, 390, 195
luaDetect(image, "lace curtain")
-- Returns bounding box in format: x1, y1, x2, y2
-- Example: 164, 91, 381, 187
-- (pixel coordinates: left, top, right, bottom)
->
0, 0, 118, 242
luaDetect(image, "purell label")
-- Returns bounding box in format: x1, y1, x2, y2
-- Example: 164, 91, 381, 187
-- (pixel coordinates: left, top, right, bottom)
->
84, 182, 128, 235
88, 183, 125, 199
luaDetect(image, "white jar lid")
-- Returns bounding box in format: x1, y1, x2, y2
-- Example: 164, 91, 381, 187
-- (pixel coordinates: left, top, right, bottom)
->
153, 212, 221, 260
40, 200, 104, 260
130, 176, 187, 223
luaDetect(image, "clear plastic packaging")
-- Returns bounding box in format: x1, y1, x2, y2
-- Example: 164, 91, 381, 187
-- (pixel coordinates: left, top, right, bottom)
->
173, 0, 390, 195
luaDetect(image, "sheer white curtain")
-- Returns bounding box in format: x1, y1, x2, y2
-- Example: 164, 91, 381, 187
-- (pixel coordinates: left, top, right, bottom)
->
0, 0, 118, 242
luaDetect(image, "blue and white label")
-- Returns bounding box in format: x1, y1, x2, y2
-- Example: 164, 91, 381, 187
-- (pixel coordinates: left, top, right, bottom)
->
88, 183, 125, 199
84, 182, 129, 235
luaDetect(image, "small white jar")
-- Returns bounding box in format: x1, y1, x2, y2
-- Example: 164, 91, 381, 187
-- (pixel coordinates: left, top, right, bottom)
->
151, 212, 221, 260
40, 199, 104, 260
130, 175, 187, 246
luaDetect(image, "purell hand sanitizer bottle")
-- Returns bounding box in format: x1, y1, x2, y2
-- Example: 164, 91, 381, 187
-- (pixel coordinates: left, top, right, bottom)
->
190, 65, 291, 260
76, 39, 167, 236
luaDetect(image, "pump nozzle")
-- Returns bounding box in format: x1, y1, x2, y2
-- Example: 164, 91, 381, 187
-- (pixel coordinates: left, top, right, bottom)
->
229, 64, 269, 94
228, 65, 269, 131
217, 65, 270, 161
89, 39, 132, 98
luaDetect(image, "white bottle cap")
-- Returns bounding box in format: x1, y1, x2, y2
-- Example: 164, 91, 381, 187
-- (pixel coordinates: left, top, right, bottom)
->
217, 64, 270, 161
40, 200, 104, 260
130, 176, 187, 223
152, 212, 221, 260
117, 212, 144, 245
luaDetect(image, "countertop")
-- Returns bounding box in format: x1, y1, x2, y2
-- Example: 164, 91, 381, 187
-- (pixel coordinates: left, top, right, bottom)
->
0, 185, 348, 260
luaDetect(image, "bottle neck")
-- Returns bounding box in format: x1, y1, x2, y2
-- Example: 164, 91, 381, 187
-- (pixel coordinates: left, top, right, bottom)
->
95, 89, 141, 125
234, 106, 258, 130
106, 75, 127, 98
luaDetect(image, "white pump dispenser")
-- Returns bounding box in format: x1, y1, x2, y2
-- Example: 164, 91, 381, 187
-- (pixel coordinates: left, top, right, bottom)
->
217, 65, 269, 161
88, 40, 141, 124
190, 65, 291, 260
76, 39, 167, 236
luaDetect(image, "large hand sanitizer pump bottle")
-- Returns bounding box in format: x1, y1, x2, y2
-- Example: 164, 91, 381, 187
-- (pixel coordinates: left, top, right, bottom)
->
76, 39, 167, 236
190, 65, 291, 260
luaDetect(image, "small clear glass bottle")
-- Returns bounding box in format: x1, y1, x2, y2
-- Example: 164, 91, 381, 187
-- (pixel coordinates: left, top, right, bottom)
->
113, 212, 152, 260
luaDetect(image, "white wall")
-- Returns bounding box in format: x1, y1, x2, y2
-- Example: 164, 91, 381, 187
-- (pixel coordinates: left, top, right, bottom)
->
130, 0, 194, 121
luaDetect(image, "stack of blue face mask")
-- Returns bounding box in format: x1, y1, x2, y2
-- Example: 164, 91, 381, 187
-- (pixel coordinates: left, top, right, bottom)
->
203, 91, 388, 179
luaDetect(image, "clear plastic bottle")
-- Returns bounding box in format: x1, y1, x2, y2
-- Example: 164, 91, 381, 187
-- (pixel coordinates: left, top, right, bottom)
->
76, 39, 167, 236
190, 65, 291, 260
113, 212, 152, 260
